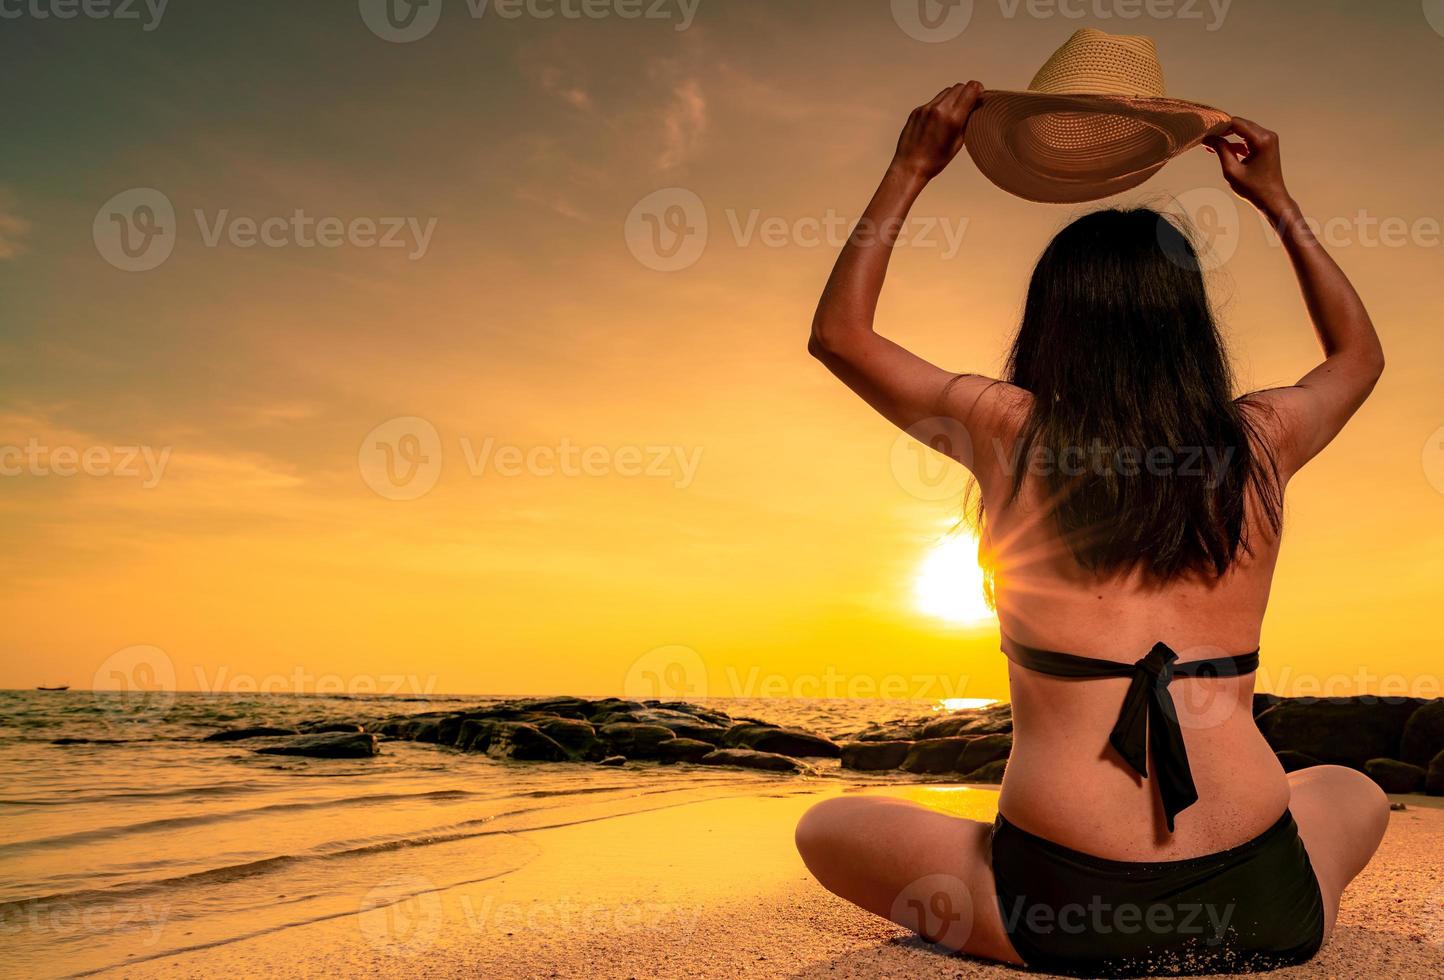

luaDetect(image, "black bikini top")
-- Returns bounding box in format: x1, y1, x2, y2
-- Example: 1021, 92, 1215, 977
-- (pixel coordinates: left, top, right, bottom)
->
1001, 635, 1260, 832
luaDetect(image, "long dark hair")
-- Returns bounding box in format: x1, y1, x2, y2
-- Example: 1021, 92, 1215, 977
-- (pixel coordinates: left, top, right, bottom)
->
990, 206, 1280, 580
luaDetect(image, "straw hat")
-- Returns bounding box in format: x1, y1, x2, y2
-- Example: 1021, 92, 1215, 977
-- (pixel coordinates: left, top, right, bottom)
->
965, 28, 1230, 203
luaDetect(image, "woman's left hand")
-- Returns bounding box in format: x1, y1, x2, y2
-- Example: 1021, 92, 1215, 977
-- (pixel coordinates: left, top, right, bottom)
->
891, 81, 984, 182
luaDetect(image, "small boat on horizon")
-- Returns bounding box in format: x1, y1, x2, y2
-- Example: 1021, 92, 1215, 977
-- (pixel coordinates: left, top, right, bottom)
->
36, 685, 70, 691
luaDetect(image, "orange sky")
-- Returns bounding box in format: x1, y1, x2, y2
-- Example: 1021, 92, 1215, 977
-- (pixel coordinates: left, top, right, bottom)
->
2, 2, 1442, 701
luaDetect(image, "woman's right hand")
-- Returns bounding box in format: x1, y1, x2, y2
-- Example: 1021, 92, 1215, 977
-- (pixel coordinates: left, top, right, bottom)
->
891, 81, 984, 183
1204, 118, 1294, 217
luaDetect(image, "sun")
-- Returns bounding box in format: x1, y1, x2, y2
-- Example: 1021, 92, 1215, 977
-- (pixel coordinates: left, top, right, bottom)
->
913, 534, 995, 627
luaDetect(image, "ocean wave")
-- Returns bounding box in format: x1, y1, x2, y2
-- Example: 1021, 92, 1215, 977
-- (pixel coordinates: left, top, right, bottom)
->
0, 789, 479, 854
0, 782, 768, 915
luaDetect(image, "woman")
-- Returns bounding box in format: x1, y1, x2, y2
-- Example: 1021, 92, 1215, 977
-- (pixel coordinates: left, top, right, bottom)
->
797, 81, 1388, 975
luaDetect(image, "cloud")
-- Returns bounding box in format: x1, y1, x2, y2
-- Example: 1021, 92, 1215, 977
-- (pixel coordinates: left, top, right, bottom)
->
656, 77, 707, 173
515, 188, 589, 223
536, 65, 594, 112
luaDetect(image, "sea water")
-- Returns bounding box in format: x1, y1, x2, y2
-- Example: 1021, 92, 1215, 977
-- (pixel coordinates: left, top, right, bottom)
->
0, 690, 956, 977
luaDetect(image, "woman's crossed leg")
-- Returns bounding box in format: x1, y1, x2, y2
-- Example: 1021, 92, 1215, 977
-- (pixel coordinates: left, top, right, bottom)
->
794, 795, 1023, 965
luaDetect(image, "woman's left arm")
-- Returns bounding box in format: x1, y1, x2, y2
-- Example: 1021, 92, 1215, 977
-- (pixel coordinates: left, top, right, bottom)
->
808, 81, 1004, 469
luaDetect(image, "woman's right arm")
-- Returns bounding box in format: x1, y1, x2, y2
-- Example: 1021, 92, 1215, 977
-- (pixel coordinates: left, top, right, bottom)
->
1207, 118, 1385, 479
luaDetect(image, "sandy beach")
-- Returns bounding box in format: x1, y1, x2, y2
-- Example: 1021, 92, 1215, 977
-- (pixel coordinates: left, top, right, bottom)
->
109, 785, 1444, 979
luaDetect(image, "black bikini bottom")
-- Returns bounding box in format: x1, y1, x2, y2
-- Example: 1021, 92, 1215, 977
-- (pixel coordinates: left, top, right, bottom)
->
991, 810, 1325, 977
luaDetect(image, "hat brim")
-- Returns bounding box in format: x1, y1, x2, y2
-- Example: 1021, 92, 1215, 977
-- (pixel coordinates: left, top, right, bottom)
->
964, 92, 1231, 204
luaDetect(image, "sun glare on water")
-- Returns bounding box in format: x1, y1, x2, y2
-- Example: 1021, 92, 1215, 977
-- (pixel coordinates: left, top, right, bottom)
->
914, 534, 995, 627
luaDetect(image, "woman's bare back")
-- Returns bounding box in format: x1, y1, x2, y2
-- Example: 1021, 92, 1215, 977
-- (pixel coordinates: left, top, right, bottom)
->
974, 384, 1292, 858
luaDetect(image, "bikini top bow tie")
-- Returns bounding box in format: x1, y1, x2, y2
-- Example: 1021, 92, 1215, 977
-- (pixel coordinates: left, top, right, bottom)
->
1001, 636, 1260, 831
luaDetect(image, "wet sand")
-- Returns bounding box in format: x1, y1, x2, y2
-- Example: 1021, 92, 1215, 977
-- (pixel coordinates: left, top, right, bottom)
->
113, 786, 1444, 979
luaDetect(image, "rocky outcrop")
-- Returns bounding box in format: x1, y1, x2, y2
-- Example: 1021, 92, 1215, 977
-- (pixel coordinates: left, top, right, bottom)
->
894, 733, 1015, 775
657, 738, 716, 764
958, 734, 1013, 773
1400, 700, 1444, 767
918, 704, 1014, 739
720, 723, 840, 759
699, 748, 806, 773
1426, 750, 1444, 796
599, 723, 676, 760
362, 697, 834, 768
1364, 759, 1425, 794
963, 758, 1008, 783
265, 693, 1441, 796
533, 717, 602, 759
849, 721, 927, 743
901, 737, 975, 775
841, 740, 911, 771
204, 726, 299, 742
1251, 693, 1283, 718
254, 733, 378, 758
1254, 697, 1426, 770
481, 723, 568, 762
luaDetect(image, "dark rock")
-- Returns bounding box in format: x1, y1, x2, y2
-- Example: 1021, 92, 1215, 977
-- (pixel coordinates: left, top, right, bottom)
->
599, 755, 626, 767
647, 701, 734, 727
962, 758, 1008, 783
638, 711, 729, 743
657, 738, 716, 764
255, 733, 378, 758
599, 723, 676, 759
957, 734, 1013, 773
661, 720, 728, 743
850, 720, 926, 742
918, 705, 1013, 739
1251, 693, 1283, 718
587, 699, 648, 723
1255, 697, 1425, 769
299, 722, 365, 735
404, 718, 442, 743
699, 748, 805, 773
204, 726, 298, 742
1364, 758, 1425, 794
901, 737, 973, 774
721, 723, 840, 759
516, 696, 596, 719
1275, 750, 1322, 773
841, 740, 911, 771
483, 723, 568, 762
52, 737, 131, 745
437, 713, 472, 747
1400, 700, 1444, 766
456, 719, 500, 752
1426, 750, 1444, 796
533, 717, 601, 759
